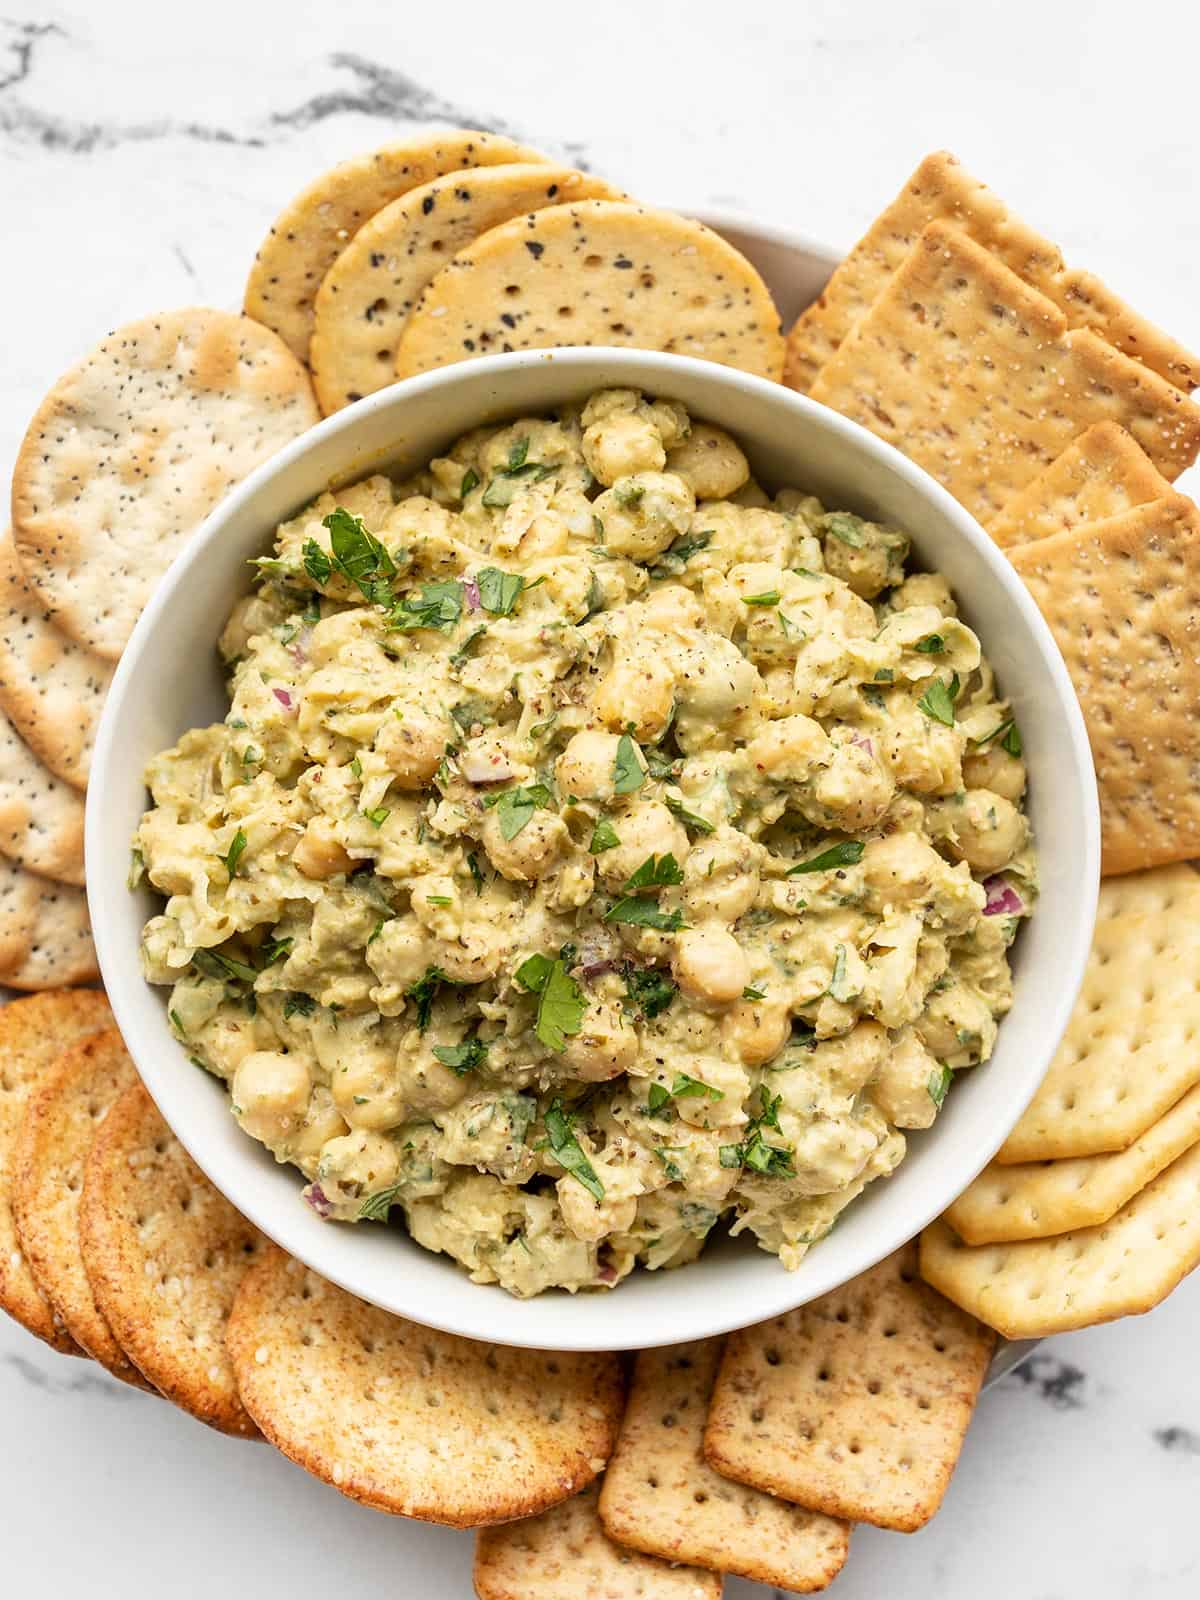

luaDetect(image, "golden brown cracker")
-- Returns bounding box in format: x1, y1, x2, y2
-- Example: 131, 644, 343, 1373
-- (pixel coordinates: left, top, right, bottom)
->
226, 1246, 624, 1525
1009, 495, 1200, 875
988, 423, 1170, 548
12, 1028, 152, 1388
599, 1339, 848, 1591
703, 1243, 995, 1533
0, 990, 112, 1352
997, 867, 1200, 1163
80, 1081, 263, 1435
808, 223, 1200, 523
476, 1485, 722, 1600
393, 200, 785, 382
0, 698, 86, 886
922, 1139, 1200, 1338
0, 853, 97, 990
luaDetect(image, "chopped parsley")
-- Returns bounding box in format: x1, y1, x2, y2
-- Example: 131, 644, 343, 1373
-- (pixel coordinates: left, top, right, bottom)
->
466, 851, 486, 894
649, 530, 712, 579
450, 625, 487, 669
363, 806, 391, 828
476, 566, 544, 616
191, 947, 258, 985
720, 1092, 795, 1177
218, 828, 247, 880
515, 954, 585, 1053
589, 818, 620, 854
127, 847, 145, 890
914, 634, 945, 654
824, 511, 865, 548
647, 1082, 672, 1117
623, 853, 684, 891
742, 985, 766, 1001
282, 992, 316, 1020
460, 467, 480, 499
357, 1184, 404, 1222
484, 781, 553, 841
388, 579, 464, 634
604, 897, 686, 932
928, 1064, 953, 1108
612, 733, 645, 795
432, 1036, 489, 1076
480, 438, 557, 507
624, 966, 677, 1019
743, 590, 780, 607
259, 934, 293, 966
543, 1099, 604, 1201
918, 674, 959, 726
671, 1072, 724, 1102
975, 717, 1022, 757
405, 965, 452, 1031
664, 792, 715, 834
306, 507, 401, 606
786, 840, 864, 875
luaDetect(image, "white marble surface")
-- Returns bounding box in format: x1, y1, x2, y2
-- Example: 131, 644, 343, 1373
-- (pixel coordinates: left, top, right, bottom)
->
2, 1, 1199, 1594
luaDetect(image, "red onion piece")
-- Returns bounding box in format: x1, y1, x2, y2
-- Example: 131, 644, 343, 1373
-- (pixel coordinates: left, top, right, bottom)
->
304, 1182, 332, 1218
982, 874, 1026, 916
597, 1261, 618, 1284
853, 734, 875, 757
580, 957, 618, 979
289, 626, 313, 666
273, 687, 294, 711
463, 577, 482, 612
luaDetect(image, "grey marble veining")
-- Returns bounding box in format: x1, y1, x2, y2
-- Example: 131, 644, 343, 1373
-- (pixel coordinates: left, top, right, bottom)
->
3, 1, 1199, 1594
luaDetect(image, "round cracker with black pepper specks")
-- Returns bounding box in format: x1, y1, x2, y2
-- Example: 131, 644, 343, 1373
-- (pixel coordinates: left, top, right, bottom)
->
79, 1081, 264, 1436
311, 164, 623, 415
0, 531, 112, 791
13, 1028, 154, 1390
0, 990, 113, 1354
245, 130, 552, 361
0, 852, 96, 989
11, 308, 319, 661
393, 200, 785, 382
225, 1246, 625, 1524
0, 699, 86, 884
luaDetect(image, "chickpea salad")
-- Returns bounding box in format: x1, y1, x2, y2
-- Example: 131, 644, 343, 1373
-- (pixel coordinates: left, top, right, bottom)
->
135, 388, 1036, 1298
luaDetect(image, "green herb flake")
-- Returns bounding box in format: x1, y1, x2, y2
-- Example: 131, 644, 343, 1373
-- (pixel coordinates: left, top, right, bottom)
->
589, 818, 620, 854
484, 782, 553, 841
349, 755, 363, 780
612, 733, 645, 796
388, 579, 464, 634
928, 1064, 953, 1108
282, 992, 316, 1021
654, 1147, 685, 1183
460, 467, 480, 499
647, 1082, 673, 1117
624, 967, 677, 1019
663, 792, 715, 834
743, 590, 781, 607
259, 934, 293, 966
623, 853, 684, 891
476, 567, 535, 617
319, 507, 401, 606
918, 674, 959, 727
405, 965, 451, 1031
467, 851, 485, 894
425, 895, 452, 908
515, 955, 585, 1053
432, 1036, 489, 1076
671, 1072, 724, 1102
191, 947, 259, 986
357, 1183, 404, 1222
824, 511, 865, 548
786, 840, 865, 876
649, 529, 712, 579
302, 539, 333, 584
604, 897, 686, 932
127, 848, 145, 891
874, 668, 895, 683
543, 1099, 604, 1201
363, 806, 391, 828
218, 828, 248, 881
975, 717, 1022, 758
168, 1009, 186, 1036
914, 634, 945, 654
742, 986, 766, 1001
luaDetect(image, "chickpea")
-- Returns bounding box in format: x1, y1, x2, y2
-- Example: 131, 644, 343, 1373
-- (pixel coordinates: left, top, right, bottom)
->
293, 816, 355, 880
746, 715, 828, 784
513, 512, 569, 561
862, 831, 946, 907
673, 926, 749, 1007
375, 707, 447, 788
365, 916, 432, 988
582, 411, 667, 484
721, 996, 791, 1066
597, 801, 689, 887
891, 572, 956, 615
481, 808, 568, 883
818, 1021, 890, 1096
643, 584, 704, 631
871, 1030, 940, 1129
233, 1050, 312, 1144
665, 423, 750, 500
286, 1086, 349, 1166
433, 925, 510, 983
592, 473, 695, 560
410, 875, 459, 931
594, 653, 676, 742
556, 730, 627, 802
809, 742, 896, 831
562, 1000, 639, 1081
879, 715, 963, 795
557, 1177, 637, 1243
332, 1043, 407, 1130
962, 744, 1027, 802
823, 518, 907, 598
673, 637, 762, 749
683, 831, 761, 922
934, 789, 1028, 875
317, 1128, 401, 1206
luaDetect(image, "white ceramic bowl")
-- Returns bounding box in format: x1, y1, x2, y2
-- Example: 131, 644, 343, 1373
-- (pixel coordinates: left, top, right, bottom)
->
89, 344, 1099, 1352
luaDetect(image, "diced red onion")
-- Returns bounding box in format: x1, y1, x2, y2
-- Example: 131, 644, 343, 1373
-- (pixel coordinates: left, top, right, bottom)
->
464, 577, 481, 612
983, 874, 1026, 916
580, 957, 618, 980
273, 687, 294, 711
304, 1182, 332, 1218
289, 626, 313, 666
597, 1261, 618, 1284
853, 734, 875, 757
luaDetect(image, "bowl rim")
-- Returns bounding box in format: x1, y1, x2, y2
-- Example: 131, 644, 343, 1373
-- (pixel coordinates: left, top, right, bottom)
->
88, 342, 1100, 1350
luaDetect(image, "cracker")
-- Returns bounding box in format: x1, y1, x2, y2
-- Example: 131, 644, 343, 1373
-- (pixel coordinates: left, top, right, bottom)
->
0, 852, 97, 989
599, 1339, 848, 1591
11, 309, 319, 661
311, 165, 622, 413
393, 200, 785, 382
988, 422, 1170, 549
807, 222, 1200, 523
79, 1081, 263, 1435
785, 150, 1198, 394
921, 1139, 1200, 1338
0, 990, 112, 1353
0, 699, 85, 884
0, 531, 111, 790
226, 1246, 624, 1524
1009, 494, 1200, 875
12, 1028, 152, 1389
946, 1083, 1200, 1244
475, 1485, 721, 1600
703, 1243, 995, 1533
997, 866, 1200, 1163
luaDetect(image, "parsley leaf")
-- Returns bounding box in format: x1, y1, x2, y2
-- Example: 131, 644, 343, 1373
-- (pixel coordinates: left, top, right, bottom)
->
623, 853, 684, 891
742, 985, 766, 1000
649, 530, 712, 579
480, 439, 557, 507
405, 965, 451, 1031
191, 947, 258, 986
914, 634, 945, 654
357, 1184, 404, 1222
363, 806, 391, 828
589, 818, 620, 854
460, 467, 480, 499
824, 511, 865, 548
671, 1072, 724, 1102
612, 733, 645, 796
476, 567, 543, 617
743, 590, 781, 607
543, 1099, 604, 1200
218, 829, 247, 881
302, 539, 333, 584
432, 1037, 489, 1076
466, 851, 486, 894
720, 1091, 794, 1177
624, 966, 677, 1019
928, 1064, 953, 1108
786, 840, 865, 875
388, 579, 464, 634
282, 992, 316, 1020
604, 898, 686, 931
664, 792, 715, 834
647, 1082, 673, 1117
484, 782, 553, 841
975, 717, 1022, 757
515, 955, 585, 1053
259, 934, 293, 966
918, 674, 959, 726
318, 508, 400, 606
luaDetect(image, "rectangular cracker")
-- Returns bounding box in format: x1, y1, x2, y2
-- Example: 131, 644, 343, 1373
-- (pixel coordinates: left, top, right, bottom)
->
784, 150, 1198, 394
997, 866, 1200, 1163
702, 1243, 995, 1533
1009, 494, 1200, 875
474, 1485, 721, 1600
988, 422, 1170, 548
945, 1082, 1200, 1244
808, 222, 1200, 524
599, 1340, 848, 1592
921, 1139, 1200, 1338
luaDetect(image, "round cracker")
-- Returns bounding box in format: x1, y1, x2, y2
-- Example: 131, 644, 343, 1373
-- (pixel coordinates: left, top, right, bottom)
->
0, 990, 113, 1353
12, 1028, 153, 1390
0, 854, 97, 990
11, 308, 320, 662
393, 200, 786, 382
245, 130, 552, 361
0, 699, 85, 885
79, 1081, 264, 1437
226, 1248, 625, 1525
311, 165, 623, 414
0, 531, 112, 791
